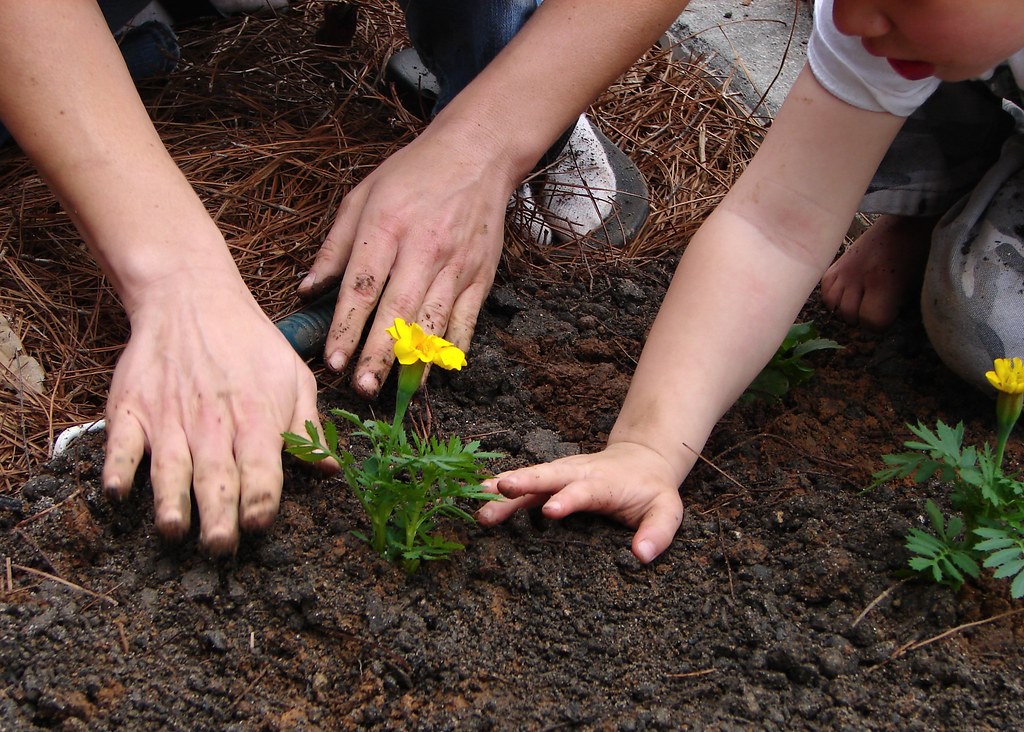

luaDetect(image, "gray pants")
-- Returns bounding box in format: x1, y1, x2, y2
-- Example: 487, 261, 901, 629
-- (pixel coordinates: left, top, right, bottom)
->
863, 76, 1024, 392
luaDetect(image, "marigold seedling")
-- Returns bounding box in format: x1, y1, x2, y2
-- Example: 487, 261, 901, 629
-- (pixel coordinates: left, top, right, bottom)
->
744, 321, 842, 401
284, 318, 501, 573
872, 357, 1024, 598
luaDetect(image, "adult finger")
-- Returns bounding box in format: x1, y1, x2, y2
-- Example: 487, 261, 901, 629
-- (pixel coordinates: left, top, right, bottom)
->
446, 279, 492, 353
299, 189, 363, 298
147, 427, 195, 544
324, 232, 399, 379
347, 239, 443, 397
349, 259, 479, 394
102, 404, 146, 500
284, 371, 340, 475
234, 420, 285, 534
188, 405, 242, 556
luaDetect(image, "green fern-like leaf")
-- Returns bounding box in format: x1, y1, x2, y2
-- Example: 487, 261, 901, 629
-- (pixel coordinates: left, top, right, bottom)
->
283, 420, 335, 462
975, 525, 1024, 598
743, 322, 842, 402
904, 501, 979, 589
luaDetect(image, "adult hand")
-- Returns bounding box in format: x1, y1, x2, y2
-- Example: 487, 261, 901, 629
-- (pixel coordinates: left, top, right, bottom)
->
300, 127, 513, 397
102, 270, 328, 555
476, 442, 687, 564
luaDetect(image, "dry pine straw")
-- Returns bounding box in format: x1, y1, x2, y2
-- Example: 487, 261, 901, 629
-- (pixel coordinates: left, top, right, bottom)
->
0, 0, 764, 493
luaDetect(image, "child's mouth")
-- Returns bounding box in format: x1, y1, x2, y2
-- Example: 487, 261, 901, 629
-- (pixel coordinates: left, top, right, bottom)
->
887, 59, 936, 81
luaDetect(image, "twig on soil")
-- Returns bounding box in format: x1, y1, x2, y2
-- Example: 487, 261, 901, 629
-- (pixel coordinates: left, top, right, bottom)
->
13, 528, 58, 574
113, 617, 131, 655
411, 391, 432, 440
905, 608, 1024, 654
681, 440, 749, 492
15, 488, 82, 528
745, 0, 802, 118
11, 562, 118, 606
4, 555, 11, 592
315, 622, 414, 679
868, 607, 1024, 671
229, 668, 270, 715
851, 579, 907, 629
80, 578, 128, 614
667, 667, 716, 679
716, 511, 735, 600
710, 431, 856, 472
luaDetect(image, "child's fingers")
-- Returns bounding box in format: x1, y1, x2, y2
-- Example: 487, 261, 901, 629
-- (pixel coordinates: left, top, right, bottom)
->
631, 494, 685, 564
476, 492, 546, 525
493, 460, 586, 498
537, 478, 614, 519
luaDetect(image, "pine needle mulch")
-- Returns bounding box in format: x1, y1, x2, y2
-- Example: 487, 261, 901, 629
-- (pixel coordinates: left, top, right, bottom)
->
0, 0, 766, 493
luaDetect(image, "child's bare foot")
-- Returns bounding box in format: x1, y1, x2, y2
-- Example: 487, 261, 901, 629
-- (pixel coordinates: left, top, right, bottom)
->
820, 214, 937, 330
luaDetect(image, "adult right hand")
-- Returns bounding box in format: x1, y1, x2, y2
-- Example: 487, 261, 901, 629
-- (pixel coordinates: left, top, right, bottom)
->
299, 123, 515, 398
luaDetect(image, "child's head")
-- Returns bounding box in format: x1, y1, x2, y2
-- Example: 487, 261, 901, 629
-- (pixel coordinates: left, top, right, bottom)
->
831, 0, 1024, 82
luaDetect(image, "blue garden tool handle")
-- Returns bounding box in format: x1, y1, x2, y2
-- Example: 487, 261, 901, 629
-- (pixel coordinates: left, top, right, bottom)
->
274, 287, 339, 359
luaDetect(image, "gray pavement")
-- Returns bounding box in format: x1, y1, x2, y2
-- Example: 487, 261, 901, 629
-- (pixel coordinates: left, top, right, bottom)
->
669, 0, 813, 115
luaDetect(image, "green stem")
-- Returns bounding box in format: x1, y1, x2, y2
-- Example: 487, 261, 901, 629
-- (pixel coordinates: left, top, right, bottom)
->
405, 510, 421, 559
371, 513, 388, 555
994, 392, 1023, 470
394, 361, 426, 427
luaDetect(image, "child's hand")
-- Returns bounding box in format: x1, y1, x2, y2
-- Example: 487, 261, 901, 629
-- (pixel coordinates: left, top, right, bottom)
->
477, 442, 686, 563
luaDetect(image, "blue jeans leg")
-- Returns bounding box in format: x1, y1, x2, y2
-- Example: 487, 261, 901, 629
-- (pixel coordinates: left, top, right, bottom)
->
400, 0, 542, 114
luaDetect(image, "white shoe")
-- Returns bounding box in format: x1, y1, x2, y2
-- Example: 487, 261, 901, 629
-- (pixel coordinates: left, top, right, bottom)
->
507, 183, 556, 247
537, 115, 617, 242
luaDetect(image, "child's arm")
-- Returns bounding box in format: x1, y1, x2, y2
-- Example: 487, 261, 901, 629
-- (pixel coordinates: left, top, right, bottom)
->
478, 67, 907, 562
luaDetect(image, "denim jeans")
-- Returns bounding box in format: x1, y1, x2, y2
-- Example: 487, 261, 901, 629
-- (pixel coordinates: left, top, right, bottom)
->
401, 0, 542, 114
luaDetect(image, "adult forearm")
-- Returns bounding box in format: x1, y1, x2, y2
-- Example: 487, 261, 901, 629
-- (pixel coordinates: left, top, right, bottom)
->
0, 1, 236, 315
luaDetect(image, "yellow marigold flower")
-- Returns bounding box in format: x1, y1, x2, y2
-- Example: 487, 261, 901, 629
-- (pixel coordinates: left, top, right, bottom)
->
432, 342, 467, 371
986, 357, 1024, 395
387, 318, 466, 371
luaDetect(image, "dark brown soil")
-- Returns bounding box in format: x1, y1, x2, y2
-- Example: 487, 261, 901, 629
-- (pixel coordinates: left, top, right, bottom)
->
3, 251, 1024, 730
3, 3, 1024, 731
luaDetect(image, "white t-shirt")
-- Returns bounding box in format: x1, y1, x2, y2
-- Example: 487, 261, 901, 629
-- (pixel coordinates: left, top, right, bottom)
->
808, 0, 1024, 117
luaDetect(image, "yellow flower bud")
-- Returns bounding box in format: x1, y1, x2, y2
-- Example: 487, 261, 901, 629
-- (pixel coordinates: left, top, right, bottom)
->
985, 357, 1024, 395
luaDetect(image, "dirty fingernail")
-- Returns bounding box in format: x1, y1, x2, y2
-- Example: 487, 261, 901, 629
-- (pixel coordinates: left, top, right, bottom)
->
356, 374, 379, 396
299, 271, 317, 291
327, 351, 346, 372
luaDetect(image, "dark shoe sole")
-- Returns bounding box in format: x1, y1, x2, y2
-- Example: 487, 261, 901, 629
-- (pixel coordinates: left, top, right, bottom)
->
583, 124, 650, 249
385, 47, 440, 119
